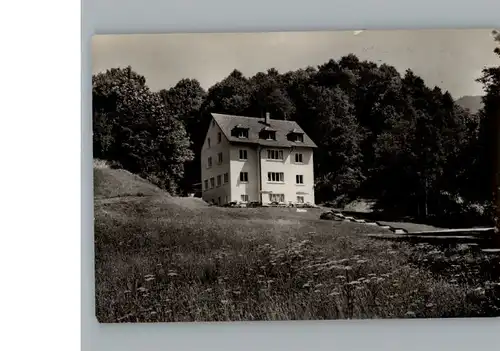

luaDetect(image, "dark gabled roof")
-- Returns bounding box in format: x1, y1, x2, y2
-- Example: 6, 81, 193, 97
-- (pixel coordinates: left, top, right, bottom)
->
212, 113, 318, 148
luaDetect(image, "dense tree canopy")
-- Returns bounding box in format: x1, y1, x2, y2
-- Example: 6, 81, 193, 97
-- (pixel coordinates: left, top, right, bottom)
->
93, 36, 499, 223
92, 67, 193, 194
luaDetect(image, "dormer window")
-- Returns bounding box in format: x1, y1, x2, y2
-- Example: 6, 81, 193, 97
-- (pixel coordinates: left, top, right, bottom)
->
231, 124, 249, 139
266, 131, 276, 140
259, 127, 276, 141
287, 129, 304, 143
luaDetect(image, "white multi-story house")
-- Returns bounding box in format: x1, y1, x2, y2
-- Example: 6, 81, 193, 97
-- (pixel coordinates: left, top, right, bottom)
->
201, 112, 317, 206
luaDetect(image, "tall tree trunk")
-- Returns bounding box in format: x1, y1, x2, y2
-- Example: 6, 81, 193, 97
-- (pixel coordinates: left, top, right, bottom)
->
493, 102, 500, 239
424, 177, 429, 218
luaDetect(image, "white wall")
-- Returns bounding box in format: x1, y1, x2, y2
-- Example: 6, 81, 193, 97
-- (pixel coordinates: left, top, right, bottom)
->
259, 146, 315, 205
200, 119, 231, 205
229, 144, 259, 203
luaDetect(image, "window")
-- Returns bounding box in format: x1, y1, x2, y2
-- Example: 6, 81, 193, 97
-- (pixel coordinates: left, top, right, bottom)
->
204, 179, 208, 190
218, 132, 222, 143
207, 157, 212, 168
237, 130, 248, 138
297, 196, 304, 203
261, 131, 276, 140
267, 149, 283, 160
207, 138, 211, 148
296, 175, 304, 184
295, 153, 303, 163
217, 175, 222, 187
269, 194, 285, 203
223, 173, 229, 184
217, 152, 223, 164
240, 172, 249, 182
294, 134, 304, 142
210, 177, 215, 189
239, 149, 248, 160
218, 197, 221, 205
241, 194, 249, 202
267, 172, 284, 182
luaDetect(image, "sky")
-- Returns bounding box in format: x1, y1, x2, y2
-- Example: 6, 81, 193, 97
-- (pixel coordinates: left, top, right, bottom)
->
92, 29, 499, 99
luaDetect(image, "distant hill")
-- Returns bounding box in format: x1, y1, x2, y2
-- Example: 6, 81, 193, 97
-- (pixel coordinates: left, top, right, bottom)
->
456, 95, 483, 114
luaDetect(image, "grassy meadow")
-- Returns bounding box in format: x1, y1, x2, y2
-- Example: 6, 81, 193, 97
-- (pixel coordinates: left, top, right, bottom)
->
94, 165, 500, 323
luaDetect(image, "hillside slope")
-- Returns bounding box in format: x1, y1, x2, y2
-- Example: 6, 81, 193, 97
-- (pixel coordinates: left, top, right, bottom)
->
456, 95, 483, 114
93, 165, 165, 199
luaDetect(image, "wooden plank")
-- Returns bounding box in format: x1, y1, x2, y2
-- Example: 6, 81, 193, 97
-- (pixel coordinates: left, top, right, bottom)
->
365, 234, 480, 240
408, 227, 494, 234
482, 248, 500, 253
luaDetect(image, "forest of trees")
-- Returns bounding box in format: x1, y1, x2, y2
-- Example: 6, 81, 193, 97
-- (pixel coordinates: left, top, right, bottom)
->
92, 31, 500, 224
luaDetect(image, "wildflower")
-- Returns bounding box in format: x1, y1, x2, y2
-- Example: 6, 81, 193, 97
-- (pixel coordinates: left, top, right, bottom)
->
426, 303, 434, 308
221, 300, 229, 304
329, 291, 340, 296
137, 287, 148, 292
167, 272, 178, 277
356, 260, 368, 264
314, 290, 321, 293
302, 283, 310, 288
336, 275, 346, 280
344, 266, 353, 271
405, 311, 416, 317
315, 283, 324, 288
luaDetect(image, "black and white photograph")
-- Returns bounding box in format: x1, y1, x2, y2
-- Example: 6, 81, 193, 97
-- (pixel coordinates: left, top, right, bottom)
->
92, 29, 500, 323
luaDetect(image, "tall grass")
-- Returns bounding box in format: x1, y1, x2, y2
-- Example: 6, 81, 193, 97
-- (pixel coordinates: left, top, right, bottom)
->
94, 195, 500, 323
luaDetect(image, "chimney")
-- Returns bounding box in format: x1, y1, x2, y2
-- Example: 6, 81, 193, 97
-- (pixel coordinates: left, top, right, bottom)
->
265, 112, 270, 125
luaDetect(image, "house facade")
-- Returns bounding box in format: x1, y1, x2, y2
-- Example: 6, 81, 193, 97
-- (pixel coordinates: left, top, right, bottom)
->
201, 112, 317, 206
